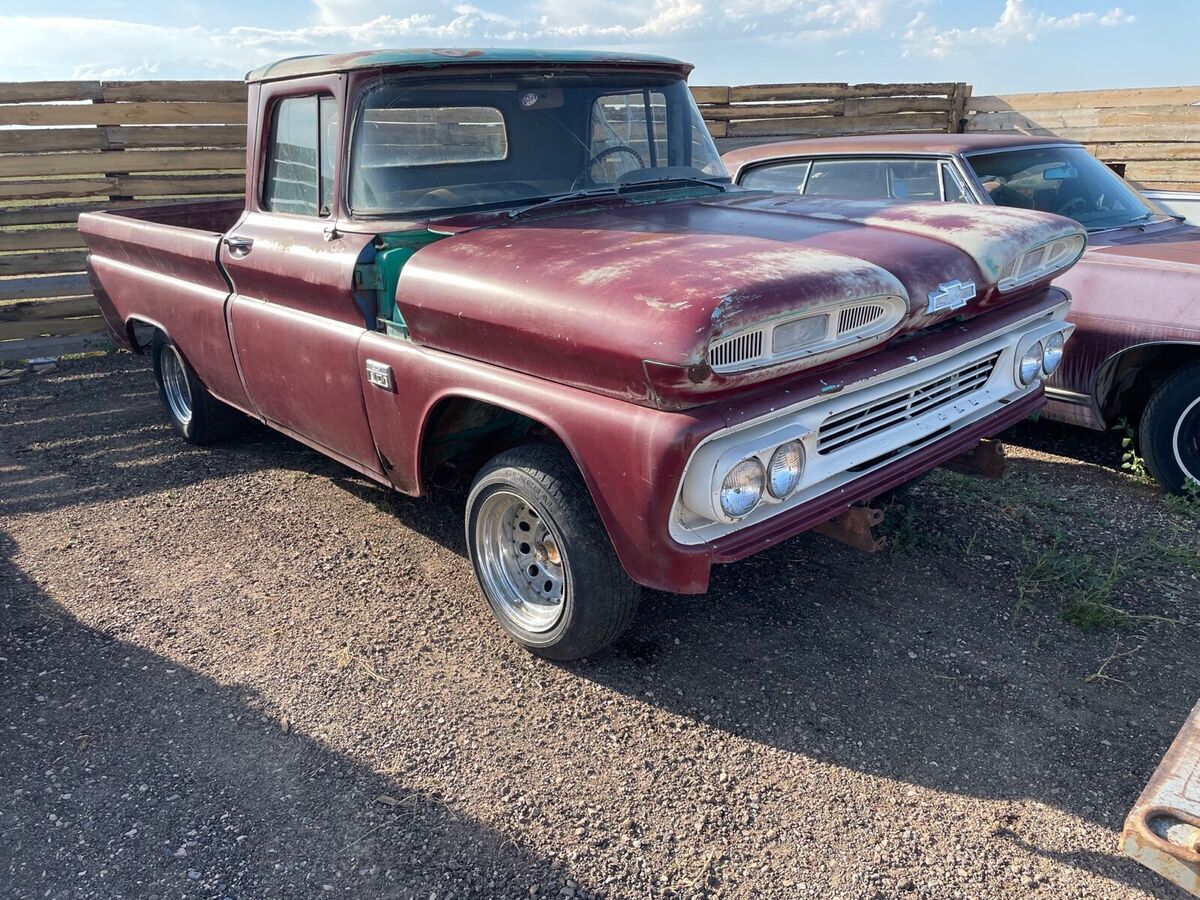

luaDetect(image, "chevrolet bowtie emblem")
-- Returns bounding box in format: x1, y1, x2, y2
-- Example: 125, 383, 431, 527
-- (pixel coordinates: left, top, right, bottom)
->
927, 280, 976, 313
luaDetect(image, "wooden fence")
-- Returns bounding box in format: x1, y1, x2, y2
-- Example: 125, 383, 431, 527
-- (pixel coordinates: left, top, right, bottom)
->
0, 80, 247, 350
1, 78, 1197, 355
966, 86, 1200, 192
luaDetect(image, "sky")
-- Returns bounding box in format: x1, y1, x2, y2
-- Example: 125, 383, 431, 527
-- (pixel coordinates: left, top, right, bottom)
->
0, 0, 1196, 93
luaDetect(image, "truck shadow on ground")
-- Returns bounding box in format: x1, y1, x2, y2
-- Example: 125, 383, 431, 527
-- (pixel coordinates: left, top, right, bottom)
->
2, 354, 1192, 897
0, 528, 585, 899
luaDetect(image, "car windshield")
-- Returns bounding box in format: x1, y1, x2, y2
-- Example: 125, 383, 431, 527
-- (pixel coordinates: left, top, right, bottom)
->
348, 71, 728, 217
967, 145, 1163, 231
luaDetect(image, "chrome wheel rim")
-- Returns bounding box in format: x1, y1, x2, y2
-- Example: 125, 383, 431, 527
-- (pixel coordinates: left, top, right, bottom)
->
1172, 394, 1200, 485
474, 490, 567, 633
161, 345, 193, 427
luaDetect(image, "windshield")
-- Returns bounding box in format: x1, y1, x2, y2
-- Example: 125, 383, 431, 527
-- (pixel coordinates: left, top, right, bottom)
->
967, 145, 1162, 231
348, 71, 728, 217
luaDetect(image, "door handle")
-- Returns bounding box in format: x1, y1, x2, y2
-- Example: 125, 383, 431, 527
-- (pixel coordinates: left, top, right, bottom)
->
223, 235, 254, 257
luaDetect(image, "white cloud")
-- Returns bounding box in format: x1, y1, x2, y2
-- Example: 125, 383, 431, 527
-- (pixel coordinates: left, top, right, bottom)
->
903, 0, 1134, 59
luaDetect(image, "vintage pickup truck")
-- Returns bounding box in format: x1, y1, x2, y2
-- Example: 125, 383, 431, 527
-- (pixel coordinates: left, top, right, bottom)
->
724, 134, 1200, 493
80, 49, 1083, 659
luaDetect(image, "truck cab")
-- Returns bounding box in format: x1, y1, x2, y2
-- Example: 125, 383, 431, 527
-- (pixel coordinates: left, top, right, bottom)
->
81, 50, 1083, 659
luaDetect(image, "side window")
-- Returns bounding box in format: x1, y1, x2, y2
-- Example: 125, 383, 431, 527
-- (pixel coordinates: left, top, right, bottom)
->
590, 91, 667, 182
264, 94, 338, 216
804, 158, 941, 201
740, 161, 812, 192
941, 162, 971, 203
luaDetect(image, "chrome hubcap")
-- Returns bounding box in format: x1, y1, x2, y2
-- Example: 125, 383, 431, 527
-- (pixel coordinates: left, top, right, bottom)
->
161, 346, 193, 426
1173, 394, 1200, 485
474, 491, 567, 633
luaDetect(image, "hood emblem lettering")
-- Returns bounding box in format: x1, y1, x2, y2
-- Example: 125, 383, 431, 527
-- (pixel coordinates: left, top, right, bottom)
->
927, 280, 976, 313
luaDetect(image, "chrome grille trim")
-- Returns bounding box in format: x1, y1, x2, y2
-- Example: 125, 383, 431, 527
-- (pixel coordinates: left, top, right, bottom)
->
837, 303, 886, 335
817, 352, 1001, 454
709, 329, 764, 369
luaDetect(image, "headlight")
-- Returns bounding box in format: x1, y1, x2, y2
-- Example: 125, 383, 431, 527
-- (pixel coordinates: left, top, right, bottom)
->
720, 458, 765, 518
1018, 341, 1044, 385
766, 441, 804, 499
997, 234, 1086, 292
1042, 332, 1065, 375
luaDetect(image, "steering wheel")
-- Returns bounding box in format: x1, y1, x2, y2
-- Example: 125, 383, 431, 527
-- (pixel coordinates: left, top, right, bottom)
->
1056, 196, 1089, 218
576, 145, 646, 188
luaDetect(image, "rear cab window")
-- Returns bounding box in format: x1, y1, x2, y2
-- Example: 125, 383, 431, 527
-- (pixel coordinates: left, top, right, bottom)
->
263, 94, 338, 216
741, 156, 974, 203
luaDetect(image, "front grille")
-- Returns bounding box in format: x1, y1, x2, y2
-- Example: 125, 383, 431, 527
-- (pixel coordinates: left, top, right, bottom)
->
709, 330, 763, 370
817, 352, 1001, 454
837, 303, 886, 335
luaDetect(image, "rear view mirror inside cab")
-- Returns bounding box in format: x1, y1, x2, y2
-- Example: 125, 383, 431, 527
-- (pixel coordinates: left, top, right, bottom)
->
1043, 164, 1079, 181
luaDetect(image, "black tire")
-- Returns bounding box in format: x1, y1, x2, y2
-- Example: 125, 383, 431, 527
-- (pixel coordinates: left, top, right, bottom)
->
465, 444, 640, 660
150, 333, 245, 444
1139, 361, 1200, 494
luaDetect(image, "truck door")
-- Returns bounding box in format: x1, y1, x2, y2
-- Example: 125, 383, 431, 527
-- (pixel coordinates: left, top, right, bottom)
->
221, 88, 384, 479
1123, 699, 1200, 896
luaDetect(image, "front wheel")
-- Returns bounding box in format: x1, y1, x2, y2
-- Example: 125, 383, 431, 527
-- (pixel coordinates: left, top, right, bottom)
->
150, 333, 245, 444
1139, 361, 1200, 493
465, 444, 640, 660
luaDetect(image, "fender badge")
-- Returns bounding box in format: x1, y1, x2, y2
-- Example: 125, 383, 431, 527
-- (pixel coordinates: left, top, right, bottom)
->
927, 280, 976, 313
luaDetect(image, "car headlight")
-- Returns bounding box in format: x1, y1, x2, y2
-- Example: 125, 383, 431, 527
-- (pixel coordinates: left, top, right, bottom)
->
720, 458, 765, 518
997, 234, 1085, 292
1018, 341, 1044, 385
1042, 332, 1065, 375
766, 441, 804, 499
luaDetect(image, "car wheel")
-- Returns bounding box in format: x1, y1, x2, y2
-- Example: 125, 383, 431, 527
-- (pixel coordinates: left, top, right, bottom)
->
466, 444, 640, 660
150, 333, 245, 444
1139, 361, 1200, 494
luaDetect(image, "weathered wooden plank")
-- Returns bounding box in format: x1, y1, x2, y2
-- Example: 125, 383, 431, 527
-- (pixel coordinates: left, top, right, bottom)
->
101, 80, 247, 103
0, 199, 197, 226
0, 124, 247, 154
0, 81, 102, 103
690, 86, 730, 105
0, 101, 248, 127
729, 83, 849, 103
0, 229, 86, 252
0, 295, 98, 323
0, 331, 112, 362
0, 273, 91, 301
1128, 179, 1200, 192
726, 111, 950, 138
1085, 142, 1200, 161
704, 119, 728, 139
1123, 161, 1200, 183
843, 96, 952, 116
844, 82, 959, 98
702, 100, 844, 121
0, 311, 105, 342
0, 174, 245, 201
0, 149, 246, 178
970, 105, 1200, 132
970, 86, 1200, 113
0, 251, 89, 277
965, 121, 1200, 143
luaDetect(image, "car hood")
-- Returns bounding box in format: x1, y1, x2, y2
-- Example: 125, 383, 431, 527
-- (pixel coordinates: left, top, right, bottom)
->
395, 191, 1083, 407
1088, 221, 1200, 268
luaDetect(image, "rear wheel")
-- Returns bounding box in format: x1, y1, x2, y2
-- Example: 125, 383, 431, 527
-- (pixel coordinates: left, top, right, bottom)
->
465, 444, 640, 660
1139, 361, 1200, 493
151, 334, 244, 444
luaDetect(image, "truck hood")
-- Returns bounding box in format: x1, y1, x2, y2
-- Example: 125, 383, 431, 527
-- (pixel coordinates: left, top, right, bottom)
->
395, 192, 1083, 406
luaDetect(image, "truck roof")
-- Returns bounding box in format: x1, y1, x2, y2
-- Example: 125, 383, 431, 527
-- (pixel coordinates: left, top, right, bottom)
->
722, 132, 1078, 168
245, 48, 692, 83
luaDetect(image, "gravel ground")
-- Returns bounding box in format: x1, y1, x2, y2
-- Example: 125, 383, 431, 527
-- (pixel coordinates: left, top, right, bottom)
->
2, 352, 1198, 900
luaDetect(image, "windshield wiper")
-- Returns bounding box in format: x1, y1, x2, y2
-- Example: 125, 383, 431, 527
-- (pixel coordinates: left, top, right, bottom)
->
507, 187, 618, 220
616, 170, 729, 193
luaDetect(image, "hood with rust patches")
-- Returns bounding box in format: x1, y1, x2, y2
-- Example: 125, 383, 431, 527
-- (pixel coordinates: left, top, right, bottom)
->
394, 192, 1083, 406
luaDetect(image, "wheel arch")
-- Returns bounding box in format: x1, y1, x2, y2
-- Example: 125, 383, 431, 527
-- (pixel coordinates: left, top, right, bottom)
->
1093, 340, 1200, 426
415, 390, 596, 499
124, 315, 170, 354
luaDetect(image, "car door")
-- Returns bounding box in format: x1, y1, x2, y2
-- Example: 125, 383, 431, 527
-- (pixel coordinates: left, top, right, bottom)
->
221, 84, 384, 479
1123, 699, 1200, 896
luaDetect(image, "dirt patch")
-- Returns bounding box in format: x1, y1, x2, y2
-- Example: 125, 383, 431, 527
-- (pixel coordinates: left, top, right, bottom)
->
1, 353, 1197, 899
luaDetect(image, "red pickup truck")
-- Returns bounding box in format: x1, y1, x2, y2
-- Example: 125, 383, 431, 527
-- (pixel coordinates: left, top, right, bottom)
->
80, 49, 1083, 659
